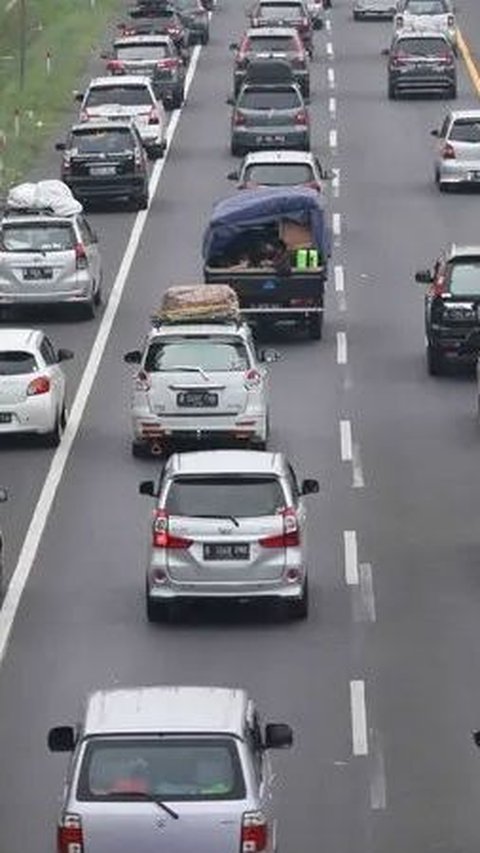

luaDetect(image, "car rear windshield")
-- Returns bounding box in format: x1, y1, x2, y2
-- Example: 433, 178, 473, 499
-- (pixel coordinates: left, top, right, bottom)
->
244, 162, 313, 184
145, 338, 249, 372
396, 37, 449, 55
259, 3, 303, 17
115, 43, 171, 60
0, 223, 75, 252
0, 351, 37, 375
247, 35, 297, 51
448, 261, 480, 295
165, 476, 286, 518
405, 0, 446, 13
449, 120, 480, 143
85, 85, 152, 107
71, 128, 135, 154
77, 738, 245, 802
238, 87, 301, 109
174, 0, 202, 10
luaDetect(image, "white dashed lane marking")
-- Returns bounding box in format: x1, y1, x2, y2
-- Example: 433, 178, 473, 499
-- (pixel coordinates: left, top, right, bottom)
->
350, 680, 369, 756
344, 530, 359, 585
336, 331, 347, 364
340, 419, 353, 461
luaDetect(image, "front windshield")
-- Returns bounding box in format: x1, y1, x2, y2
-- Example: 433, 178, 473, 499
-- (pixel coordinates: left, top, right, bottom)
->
144, 339, 249, 372
448, 261, 480, 296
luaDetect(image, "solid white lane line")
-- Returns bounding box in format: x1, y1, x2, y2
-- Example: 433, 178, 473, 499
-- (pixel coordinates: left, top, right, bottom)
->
332, 212, 341, 237
336, 331, 347, 365
370, 743, 387, 809
352, 442, 365, 489
328, 96, 336, 116
326, 41, 334, 57
329, 129, 337, 150
359, 563, 376, 621
344, 530, 359, 585
327, 67, 335, 88
340, 419, 352, 461
0, 48, 204, 666
350, 680, 369, 756
334, 264, 345, 292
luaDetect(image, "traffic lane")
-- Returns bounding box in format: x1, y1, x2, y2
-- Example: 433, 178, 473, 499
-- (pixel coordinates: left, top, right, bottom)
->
333, 9, 480, 853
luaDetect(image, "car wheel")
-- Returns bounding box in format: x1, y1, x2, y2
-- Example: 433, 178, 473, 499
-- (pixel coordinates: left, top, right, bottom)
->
288, 578, 309, 620
147, 144, 165, 160
448, 84, 457, 99
146, 594, 173, 623
438, 180, 450, 193
93, 281, 102, 307
135, 190, 149, 210
302, 82, 310, 99
45, 405, 66, 448
80, 293, 97, 320
230, 142, 243, 157
353, 10, 361, 19
201, 30, 209, 44
307, 313, 322, 340
427, 343, 444, 376
173, 88, 185, 109
388, 82, 396, 100
131, 440, 149, 458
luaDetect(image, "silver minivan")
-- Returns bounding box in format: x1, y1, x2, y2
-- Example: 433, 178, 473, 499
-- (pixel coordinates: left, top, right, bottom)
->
140, 449, 319, 621
432, 109, 480, 190
48, 685, 293, 853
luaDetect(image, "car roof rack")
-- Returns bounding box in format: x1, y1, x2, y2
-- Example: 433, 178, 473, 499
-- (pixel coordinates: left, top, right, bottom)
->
150, 314, 242, 329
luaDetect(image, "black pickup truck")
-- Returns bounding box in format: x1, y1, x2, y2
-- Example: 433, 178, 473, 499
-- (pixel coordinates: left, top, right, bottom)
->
202, 186, 330, 339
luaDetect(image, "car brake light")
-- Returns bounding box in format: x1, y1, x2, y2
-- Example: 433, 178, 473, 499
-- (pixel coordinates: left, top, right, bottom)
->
152, 510, 193, 549
148, 106, 160, 125
75, 243, 88, 270
244, 368, 262, 389
134, 369, 150, 391
58, 813, 84, 853
27, 376, 51, 396
432, 275, 446, 296
241, 811, 268, 853
234, 111, 246, 126
305, 179, 321, 191
107, 59, 125, 74
439, 52, 454, 66
442, 142, 456, 160
259, 508, 300, 548
294, 109, 308, 125
157, 57, 177, 69
167, 26, 181, 35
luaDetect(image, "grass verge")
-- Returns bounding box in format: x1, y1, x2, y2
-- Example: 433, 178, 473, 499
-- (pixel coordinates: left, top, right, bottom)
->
0, 0, 125, 188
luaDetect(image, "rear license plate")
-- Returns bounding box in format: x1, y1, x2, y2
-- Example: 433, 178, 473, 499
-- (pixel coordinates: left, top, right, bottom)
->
177, 391, 218, 407
23, 267, 53, 280
0, 413, 12, 423
257, 134, 285, 143
204, 543, 250, 561
89, 165, 116, 176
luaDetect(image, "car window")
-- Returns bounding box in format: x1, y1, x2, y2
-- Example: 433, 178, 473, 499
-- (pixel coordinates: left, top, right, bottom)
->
395, 37, 449, 55
165, 476, 287, 517
247, 35, 297, 51
447, 261, 480, 296
145, 339, 250, 372
440, 115, 450, 137
259, 3, 304, 17
405, 0, 447, 12
85, 85, 152, 107
71, 128, 135, 154
0, 351, 37, 375
40, 337, 56, 366
78, 738, 245, 802
0, 223, 75, 252
448, 120, 480, 143
238, 88, 301, 109
244, 162, 313, 185
288, 463, 300, 501
115, 43, 170, 60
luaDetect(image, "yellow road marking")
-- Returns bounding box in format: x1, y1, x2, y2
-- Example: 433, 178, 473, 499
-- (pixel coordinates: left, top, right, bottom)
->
457, 28, 480, 96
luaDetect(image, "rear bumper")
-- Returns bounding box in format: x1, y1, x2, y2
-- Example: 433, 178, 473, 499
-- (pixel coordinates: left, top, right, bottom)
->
0, 280, 94, 306
147, 576, 305, 604
66, 176, 145, 199
429, 328, 478, 361
132, 411, 267, 445
0, 399, 56, 434
438, 161, 480, 183
390, 72, 455, 92
354, 6, 395, 18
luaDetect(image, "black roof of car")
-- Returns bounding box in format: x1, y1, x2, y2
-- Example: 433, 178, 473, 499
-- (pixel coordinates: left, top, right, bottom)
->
243, 58, 294, 85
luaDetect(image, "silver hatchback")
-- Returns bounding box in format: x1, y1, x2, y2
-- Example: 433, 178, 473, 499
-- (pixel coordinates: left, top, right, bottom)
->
432, 109, 480, 190
48, 685, 293, 853
0, 209, 102, 318
140, 449, 319, 621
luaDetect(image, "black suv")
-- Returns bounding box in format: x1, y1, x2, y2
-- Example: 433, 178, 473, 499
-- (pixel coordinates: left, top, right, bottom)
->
385, 31, 456, 99
416, 245, 480, 374
56, 120, 149, 210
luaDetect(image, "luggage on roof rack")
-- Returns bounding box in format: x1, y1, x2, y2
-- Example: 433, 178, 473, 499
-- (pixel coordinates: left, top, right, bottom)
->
4, 180, 82, 217
151, 284, 241, 326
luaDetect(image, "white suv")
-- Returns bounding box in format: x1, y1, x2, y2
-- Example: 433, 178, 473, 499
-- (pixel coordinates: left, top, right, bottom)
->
77, 76, 167, 159
124, 320, 275, 456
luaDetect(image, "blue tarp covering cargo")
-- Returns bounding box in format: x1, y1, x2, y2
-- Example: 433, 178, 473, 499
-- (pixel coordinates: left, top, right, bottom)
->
202, 186, 330, 263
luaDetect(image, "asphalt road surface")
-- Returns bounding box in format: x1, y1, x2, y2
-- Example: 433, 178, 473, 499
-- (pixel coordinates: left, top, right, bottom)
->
2, 1, 480, 851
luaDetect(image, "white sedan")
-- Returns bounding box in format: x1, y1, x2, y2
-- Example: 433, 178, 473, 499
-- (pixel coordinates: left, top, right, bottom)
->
0, 328, 73, 446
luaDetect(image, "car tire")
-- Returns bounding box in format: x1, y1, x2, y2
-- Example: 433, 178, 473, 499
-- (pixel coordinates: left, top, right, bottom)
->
45, 405, 66, 448
146, 594, 173, 623
388, 82, 396, 100
135, 190, 149, 210
307, 313, 322, 340
427, 343, 444, 376
131, 440, 149, 458
147, 144, 165, 161
230, 142, 243, 157
173, 88, 185, 109
353, 10, 361, 19
201, 30, 209, 44
302, 82, 310, 99
288, 578, 309, 620
438, 180, 450, 193
81, 291, 98, 320
448, 84, 457, 99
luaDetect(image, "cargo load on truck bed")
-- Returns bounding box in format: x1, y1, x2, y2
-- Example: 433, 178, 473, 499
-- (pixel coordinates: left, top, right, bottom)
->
152, 284, 241, 325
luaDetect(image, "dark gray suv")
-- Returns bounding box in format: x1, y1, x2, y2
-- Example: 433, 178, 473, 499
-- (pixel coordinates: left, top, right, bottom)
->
386, 31, 456, 99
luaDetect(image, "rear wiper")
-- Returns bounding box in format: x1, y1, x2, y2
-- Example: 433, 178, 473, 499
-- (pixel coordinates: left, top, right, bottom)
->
168, 365, 211, 381
196, 513, 240, 527
104, 791, 179, 820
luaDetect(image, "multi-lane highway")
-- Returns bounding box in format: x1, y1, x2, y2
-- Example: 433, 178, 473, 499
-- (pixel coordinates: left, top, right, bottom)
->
1, 0, 480, 851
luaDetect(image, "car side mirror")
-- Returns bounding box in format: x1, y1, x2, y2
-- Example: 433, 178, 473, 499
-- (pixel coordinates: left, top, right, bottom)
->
473, 730, 480, 748
430, 129, 440, 137
227, 170, 239, 181
259, 348, 280, 363
48, 726, 76, 752
55, 141, 66, 151
381, 48, 390, 56
139, 480, 156, 496
301, 478, 319, 495
73, 90, 84, 102
0, 487, 7, 503
57, 348, 74, 362
226, 96, 235, 106
264, 723, 293, 750
415, 270, 433, 284
229, 42, 239, 50
124, 350, 142, 364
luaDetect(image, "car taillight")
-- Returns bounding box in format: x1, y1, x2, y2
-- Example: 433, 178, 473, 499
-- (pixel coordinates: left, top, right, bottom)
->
442, 142, 456, 160
167, 26, 181, 35
244, 368, 262, 389
75, 243, 88, 270
299, 17, 309, 29
79, 109, 90, 122
439, 52, 454, 66
447, 14, 454, 26
294, 108, 308, 125
134, 370, 150, 391
234, 111, 246, 126
259, 508, 300, 549
27, 376, 51, 396
157, 58, 177, 70
58, 814, 83, 853
152, 510, 193, 549
305, 179, 321, 192
107, 59, 125, 74
148, 106, 160, 125
391, 52, 408, 67
62, 152, 72, 174
241, 811, 268, 853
